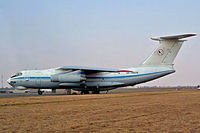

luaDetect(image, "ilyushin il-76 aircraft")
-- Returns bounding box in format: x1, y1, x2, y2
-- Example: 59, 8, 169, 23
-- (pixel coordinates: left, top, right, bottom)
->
7, 33, 196, 95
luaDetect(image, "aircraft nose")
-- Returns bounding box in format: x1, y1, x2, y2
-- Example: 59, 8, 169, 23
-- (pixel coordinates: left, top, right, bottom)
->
7, 78, 16, 87
7, 78, 11, 84
7, 78, 14, 86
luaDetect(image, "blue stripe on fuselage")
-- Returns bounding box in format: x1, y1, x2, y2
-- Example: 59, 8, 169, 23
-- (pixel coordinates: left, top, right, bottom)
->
12, 70, 174, 80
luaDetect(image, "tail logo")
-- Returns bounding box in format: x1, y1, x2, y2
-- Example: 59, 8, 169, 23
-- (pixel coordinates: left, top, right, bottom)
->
157, 49, 164, 56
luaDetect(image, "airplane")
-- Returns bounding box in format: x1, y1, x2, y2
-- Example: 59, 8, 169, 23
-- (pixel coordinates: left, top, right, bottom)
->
7, 33, 196, 95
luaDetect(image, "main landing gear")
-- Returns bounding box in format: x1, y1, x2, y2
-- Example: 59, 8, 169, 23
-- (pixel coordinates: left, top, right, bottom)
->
38, 89, 44, 95
80, 90, 100, 94
81, 90, 89, 94
92, 90, 100, 94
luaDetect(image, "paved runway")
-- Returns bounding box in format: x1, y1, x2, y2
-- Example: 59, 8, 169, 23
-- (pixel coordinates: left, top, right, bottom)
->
0, 93, 69, 98
0, 88, 187, 98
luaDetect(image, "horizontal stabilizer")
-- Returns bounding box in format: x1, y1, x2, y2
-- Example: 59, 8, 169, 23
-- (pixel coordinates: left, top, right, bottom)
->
151, 33, 196, 41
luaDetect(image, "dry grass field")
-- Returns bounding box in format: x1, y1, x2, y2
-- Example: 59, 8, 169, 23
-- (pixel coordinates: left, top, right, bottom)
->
1, 89, 200, 132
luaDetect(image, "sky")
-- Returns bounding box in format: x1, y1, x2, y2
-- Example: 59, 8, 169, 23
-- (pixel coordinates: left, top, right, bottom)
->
0, 0, 199, 87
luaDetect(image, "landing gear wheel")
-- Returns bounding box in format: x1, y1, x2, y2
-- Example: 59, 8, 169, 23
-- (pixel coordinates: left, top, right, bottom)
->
52, 89, 56, 93
92, 90, 100, 94
81, 90, 89, 94
84, 90, 89, 94
38, 90, 43, 95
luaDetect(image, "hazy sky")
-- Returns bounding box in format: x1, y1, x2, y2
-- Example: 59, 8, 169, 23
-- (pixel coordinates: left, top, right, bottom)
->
0, 0, 199, 87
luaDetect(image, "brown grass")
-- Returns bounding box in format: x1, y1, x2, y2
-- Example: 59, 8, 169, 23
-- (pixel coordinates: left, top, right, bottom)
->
1, 90, 200, 132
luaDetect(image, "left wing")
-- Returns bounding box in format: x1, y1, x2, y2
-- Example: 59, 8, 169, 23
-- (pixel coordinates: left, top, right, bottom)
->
59, 66, 132, 73
52, 66, 134, 87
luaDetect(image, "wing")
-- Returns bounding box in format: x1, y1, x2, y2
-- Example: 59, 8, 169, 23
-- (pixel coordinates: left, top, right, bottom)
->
59, 66, 132, 73
53, 66, 134, 88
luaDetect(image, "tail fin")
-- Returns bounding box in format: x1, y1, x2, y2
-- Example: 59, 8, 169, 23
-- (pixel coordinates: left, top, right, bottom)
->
141, 33, 196, 66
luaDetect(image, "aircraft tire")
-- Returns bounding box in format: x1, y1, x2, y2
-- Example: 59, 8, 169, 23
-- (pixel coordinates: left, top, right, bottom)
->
84, 90, 89, 94
92, 91, 100, 94
81, 90, 89, 94
38, 90, 43, 95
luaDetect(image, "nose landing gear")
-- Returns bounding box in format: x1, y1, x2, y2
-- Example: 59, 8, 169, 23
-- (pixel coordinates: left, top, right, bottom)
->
38, 89, 44, 95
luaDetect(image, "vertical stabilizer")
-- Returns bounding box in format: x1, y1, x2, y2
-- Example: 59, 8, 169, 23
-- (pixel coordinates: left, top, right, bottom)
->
141, 33, 196, 66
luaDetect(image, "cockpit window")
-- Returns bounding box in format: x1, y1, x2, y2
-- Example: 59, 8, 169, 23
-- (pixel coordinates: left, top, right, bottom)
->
11, 72, 22, 78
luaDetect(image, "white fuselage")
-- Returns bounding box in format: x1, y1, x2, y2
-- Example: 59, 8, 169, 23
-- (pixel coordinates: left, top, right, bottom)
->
7, 66, 175, 91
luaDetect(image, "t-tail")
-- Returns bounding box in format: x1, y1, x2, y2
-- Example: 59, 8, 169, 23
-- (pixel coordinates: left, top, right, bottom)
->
141, 33, 196, 67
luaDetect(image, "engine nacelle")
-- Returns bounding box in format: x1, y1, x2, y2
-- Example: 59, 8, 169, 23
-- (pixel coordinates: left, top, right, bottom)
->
51, 71, 86, 83
15, 86, 27, 90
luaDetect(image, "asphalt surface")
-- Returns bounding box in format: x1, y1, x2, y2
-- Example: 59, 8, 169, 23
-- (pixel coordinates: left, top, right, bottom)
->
0, 88, 186, 98
0, 93, 69, 98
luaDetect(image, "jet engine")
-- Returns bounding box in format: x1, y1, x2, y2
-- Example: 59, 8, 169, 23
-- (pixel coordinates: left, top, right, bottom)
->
51, 70, 86, 83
